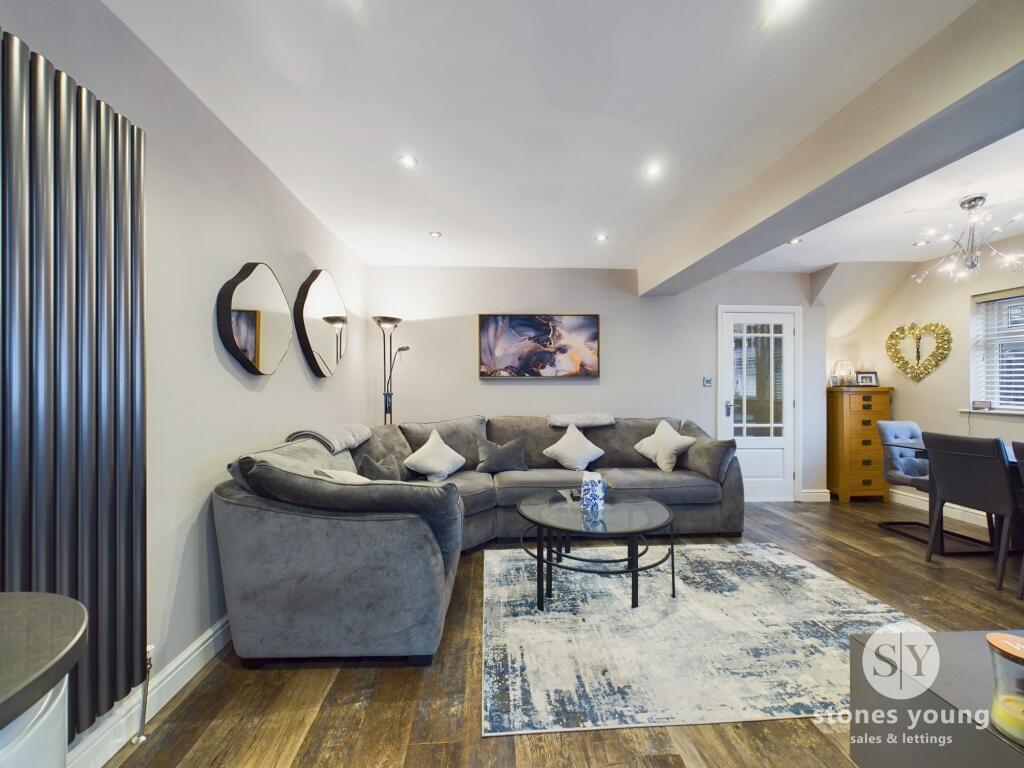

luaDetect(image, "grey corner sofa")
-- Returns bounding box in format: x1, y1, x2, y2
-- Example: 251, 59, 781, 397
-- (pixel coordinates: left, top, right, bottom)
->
212, 415, 742, 664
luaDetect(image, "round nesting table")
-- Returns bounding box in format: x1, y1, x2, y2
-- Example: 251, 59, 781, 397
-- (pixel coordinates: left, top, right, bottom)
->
517, 489, 675, 609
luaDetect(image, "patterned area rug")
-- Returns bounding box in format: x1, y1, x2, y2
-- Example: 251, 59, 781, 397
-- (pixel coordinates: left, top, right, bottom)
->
482, 542, 912, 735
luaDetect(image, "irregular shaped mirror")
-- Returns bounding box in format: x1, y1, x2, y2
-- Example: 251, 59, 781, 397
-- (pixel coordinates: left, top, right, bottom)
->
216, 262, 292, 375
294, 269, 348, 377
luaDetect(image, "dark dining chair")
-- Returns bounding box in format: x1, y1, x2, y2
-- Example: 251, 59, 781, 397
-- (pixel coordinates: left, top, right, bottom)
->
922, 432, 1019, 593
1009, 442, 1024, 599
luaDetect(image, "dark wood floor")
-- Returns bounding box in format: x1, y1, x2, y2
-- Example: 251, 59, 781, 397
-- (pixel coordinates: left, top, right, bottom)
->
109, 501, 1024, 768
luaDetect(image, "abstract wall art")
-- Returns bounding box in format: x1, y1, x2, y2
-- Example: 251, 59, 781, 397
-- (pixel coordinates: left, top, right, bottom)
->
479, 314, 599, 378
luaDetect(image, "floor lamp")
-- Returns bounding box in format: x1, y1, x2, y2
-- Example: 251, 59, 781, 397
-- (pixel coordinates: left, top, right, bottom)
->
373, 316, 409, 424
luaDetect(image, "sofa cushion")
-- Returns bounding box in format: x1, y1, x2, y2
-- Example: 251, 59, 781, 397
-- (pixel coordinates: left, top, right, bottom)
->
404, 429, 466, 481
429, 470, 497, 515
679, 420, 737, 483
634, 420, 696, 472
493, 469, 584, 507
356, 452, 401, 481
486, 416, 565, 469
230, 438, 342, 481
543, 424, 604, 470
353, 426, 415, 480
476, 437, 528, 473
602, 468, 722, 505
588, 417, 683, 469
401, 416, 487, 469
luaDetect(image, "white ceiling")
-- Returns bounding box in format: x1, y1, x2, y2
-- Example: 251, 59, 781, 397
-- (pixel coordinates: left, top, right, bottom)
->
103, 0, 974, 269
742, 128, 1024, 272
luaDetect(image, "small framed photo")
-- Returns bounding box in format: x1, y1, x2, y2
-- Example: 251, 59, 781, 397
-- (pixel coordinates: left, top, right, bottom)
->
855, 371, 879, 386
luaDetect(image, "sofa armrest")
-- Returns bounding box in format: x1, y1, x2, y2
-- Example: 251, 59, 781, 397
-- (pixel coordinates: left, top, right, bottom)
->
718, 456, 744, 534
212, 482, 457, 659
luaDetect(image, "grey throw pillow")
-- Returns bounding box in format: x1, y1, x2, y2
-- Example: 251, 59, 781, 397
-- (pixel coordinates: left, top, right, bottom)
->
476, 437, 528, 473
357, 452, 401, 481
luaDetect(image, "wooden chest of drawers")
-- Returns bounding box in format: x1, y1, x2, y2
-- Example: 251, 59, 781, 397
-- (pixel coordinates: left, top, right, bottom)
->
826, 386, 894, 503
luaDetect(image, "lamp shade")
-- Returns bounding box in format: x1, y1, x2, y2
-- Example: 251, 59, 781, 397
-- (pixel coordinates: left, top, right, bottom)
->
372, 315, 402, 330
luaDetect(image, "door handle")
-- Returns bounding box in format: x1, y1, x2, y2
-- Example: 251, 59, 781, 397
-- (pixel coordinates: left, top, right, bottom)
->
725, 402, 733, 418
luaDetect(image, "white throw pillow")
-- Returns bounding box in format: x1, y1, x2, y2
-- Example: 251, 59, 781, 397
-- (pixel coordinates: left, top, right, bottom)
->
634, 420, 697, 472
543, 424, 604, 470
312, 468, 372, 485
404, 429, 466, 482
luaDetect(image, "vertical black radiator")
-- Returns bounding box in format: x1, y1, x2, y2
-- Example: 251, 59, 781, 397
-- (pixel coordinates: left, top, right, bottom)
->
0, 30, 146, 738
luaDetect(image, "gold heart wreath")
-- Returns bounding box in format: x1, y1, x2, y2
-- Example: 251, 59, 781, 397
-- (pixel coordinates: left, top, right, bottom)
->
884, 322, 952, 382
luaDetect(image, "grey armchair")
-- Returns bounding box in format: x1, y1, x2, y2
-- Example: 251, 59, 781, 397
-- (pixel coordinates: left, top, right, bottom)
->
877, 420, 929, 492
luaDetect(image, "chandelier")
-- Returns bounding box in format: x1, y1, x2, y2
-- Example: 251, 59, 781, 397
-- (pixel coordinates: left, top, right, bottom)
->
911, 194, 1023, 282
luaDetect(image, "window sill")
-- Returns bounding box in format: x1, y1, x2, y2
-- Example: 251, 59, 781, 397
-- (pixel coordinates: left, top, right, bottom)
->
959, 408, 1024, 417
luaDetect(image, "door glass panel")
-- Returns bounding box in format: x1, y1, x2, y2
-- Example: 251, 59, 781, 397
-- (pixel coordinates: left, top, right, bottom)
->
773, 334, 784, 429
733, 336, 744, 429
730, 316, 787, 440
745, 336, 771, 425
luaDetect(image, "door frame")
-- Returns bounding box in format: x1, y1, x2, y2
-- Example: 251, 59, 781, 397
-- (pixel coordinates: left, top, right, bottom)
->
716, 304, 803, 502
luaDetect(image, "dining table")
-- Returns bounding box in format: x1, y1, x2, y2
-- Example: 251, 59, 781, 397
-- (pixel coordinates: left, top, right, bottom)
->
878, 436, 1018, 556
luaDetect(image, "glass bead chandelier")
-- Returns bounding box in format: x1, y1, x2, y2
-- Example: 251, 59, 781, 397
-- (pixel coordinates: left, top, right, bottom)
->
911, 194, 1023, 283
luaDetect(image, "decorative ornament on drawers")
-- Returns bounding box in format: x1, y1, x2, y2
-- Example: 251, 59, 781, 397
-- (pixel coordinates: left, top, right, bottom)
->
884, 322, 951, 382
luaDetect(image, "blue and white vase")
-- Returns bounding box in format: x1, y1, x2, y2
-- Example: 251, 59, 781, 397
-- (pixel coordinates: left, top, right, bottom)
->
580, 471, 607, 518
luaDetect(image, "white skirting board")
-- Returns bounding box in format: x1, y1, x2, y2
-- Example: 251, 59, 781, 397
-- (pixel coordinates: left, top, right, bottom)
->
797, 489, 831, 502
888, 487, 987, 529
67, 617, 231, 768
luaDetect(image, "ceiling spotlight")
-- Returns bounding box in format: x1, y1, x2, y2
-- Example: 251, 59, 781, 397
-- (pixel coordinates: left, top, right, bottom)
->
912, 240, 930, 247
428, 231, 442, 238
643, 161, 664, 180
397, 154, 418, 168
595, 233, 609, 243
788, 238, 802, 245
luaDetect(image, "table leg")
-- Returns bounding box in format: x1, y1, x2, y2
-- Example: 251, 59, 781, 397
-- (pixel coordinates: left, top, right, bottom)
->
536, 525, 544, 611
628, 535, 639, 608
556, 533, 563, 563
671, 528, 676, 599
545, 527, 553, 599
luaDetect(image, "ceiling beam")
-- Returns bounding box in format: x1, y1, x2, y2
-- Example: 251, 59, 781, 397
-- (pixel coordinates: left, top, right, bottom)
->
637, 0, 1024, 296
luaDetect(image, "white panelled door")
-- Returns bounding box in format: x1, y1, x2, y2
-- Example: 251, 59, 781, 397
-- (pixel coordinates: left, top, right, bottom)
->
717, 310, 796, 502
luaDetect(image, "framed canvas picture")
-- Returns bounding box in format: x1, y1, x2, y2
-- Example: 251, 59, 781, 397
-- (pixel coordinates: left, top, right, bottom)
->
479, 314, 599, 378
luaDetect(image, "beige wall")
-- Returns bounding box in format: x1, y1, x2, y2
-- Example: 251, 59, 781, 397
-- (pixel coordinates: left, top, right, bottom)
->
0, 0, 372, 682
848, 234, 1024, 442
366, 266, 828, 492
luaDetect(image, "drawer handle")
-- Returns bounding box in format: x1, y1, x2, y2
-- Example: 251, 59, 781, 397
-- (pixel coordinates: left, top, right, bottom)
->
861, 439, 872, 446
862, 479, 873, 486
862, 395, 872, 401
861, 459, 872, 466
862, 419, 871, 426
863, 404, 872, 411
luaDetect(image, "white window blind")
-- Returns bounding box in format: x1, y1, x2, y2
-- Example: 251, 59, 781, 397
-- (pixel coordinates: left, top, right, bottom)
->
972, 290, 1024, 409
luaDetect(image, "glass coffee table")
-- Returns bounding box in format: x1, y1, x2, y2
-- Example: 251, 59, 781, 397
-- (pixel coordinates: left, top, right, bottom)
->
517, 489, 675, 610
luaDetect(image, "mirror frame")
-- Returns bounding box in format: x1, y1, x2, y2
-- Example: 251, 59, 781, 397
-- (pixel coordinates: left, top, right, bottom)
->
216, 262, 291, 375
293, 268, 348, 378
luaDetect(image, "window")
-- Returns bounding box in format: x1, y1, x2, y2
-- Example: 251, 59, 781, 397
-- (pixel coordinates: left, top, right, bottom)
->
972, 289, 1024, 410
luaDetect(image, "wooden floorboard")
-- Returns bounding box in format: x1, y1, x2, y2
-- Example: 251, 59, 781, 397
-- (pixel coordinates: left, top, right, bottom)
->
109, 500, 1024, 767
